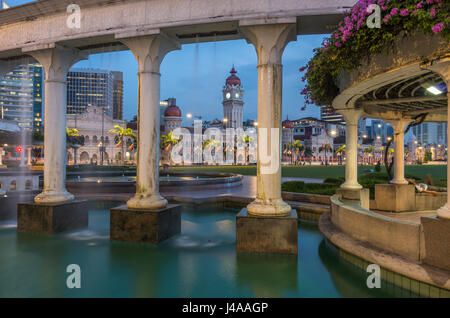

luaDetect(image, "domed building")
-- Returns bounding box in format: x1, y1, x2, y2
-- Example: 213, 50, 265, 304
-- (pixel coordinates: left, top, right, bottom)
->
222, 66, 244, 129
164, 97, 182, 134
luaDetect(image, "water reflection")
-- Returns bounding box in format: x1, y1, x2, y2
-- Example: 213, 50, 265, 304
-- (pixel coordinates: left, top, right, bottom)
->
236, 253, 298, 297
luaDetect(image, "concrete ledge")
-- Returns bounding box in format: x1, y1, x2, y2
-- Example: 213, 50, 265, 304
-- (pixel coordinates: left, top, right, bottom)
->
236, 208, 298, 255
319, 211, 450, 293
17, 200, 88, 234
375, 184, 416, 212
330, 195, 420, 260
110, 204, 181, 244
421, 217, 450, 271
282, 191, 331, 205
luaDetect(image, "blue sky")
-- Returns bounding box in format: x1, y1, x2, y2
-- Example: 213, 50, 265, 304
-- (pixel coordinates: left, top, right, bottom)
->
7, 0, 326, 123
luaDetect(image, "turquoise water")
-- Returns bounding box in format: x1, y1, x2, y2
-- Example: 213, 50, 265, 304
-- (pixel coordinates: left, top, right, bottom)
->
0, 201, 416, 297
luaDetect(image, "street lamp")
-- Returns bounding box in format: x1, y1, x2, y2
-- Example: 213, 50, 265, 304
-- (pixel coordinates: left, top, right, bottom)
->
186, 113, 192, 119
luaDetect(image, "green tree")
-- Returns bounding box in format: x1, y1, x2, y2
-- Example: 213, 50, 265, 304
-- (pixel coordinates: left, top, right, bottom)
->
108, 125, 136, 165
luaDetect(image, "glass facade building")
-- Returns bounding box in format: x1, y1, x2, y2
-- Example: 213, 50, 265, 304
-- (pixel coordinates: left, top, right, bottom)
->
67, 69, 115, 117
320, 106, 345, 124
0, 64, 43, 132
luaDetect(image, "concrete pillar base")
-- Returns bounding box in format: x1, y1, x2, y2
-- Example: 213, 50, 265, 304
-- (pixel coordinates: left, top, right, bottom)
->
110, 204, 181, 244
34, 190, 74, 204
335, 188, 370, 209
126, 195, 168, 210
374, 184, 415, 212
17, 200, 88, 234
236, 208, 298, 255
247, 198, 291, 217
421, 216, 450, 271
437, 203, 450, 220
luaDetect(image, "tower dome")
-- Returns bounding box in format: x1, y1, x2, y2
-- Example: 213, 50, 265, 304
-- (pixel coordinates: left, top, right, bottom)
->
282, 118, 294, 129
226, 67, 241, 86
164, 98, 181, 117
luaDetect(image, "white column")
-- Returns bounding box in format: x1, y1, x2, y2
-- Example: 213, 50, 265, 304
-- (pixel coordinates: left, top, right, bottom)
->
27, 146, 32, 166
339, 109, 363, 190
119, 33, 180, 210
426, 61, 450, 219
388, 119, 409, 185
437, 91, 450, 219
23, 46, 86, 203
240, 19, 296, 216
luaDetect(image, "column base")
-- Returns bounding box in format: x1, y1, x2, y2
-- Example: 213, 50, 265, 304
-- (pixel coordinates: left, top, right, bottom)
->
335, 188, 370, 209
374, 184, 415, 212
17, 200, 88, 234
340, 182, 363, 190
110, 204, 181, 244
437, 203, 450, 219
390, 179, 409, 185
126, 194, 168, 210
421, 216, 450, 271
34, 190, 74, 204
236, 208, 298, 255
246, 198, 291, 216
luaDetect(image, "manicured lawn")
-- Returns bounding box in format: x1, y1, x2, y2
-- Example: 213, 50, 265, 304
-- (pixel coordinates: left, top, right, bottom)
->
168, 164, 446, 181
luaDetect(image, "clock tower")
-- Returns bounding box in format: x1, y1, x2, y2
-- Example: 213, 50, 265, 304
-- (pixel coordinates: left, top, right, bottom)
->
222, 66, 244, 129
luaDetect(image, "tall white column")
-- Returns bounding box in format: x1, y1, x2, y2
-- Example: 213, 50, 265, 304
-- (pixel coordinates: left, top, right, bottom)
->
23, 46, 85, 203
119, 33, 180, 210
426, 61, 450, 219
339, 109, 363, 190
388, 119, 409, 185
240, 19, 296, 216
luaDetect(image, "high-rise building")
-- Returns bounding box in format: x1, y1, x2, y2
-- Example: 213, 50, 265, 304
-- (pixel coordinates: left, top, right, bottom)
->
111, 71, 123, 120
67, 68, 114, 117
320, 106, 345, 124
0, 64, 43, 132
412, 122, 447, 146
0, 0, 10, 10
222, 67, 244, 129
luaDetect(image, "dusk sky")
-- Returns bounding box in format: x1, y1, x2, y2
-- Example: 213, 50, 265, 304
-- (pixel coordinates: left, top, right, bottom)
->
7, 0, 326, 124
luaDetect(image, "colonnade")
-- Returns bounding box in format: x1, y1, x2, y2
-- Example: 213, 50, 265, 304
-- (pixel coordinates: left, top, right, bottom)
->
24, 20, 294, 216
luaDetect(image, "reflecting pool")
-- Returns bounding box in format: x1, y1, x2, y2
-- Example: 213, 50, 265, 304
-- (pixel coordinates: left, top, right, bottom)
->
0, 201, 418, 297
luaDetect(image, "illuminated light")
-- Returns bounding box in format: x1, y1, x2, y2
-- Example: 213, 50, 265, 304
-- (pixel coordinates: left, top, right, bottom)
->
16, 146, 22, 153
186, 113, 192, 119
426, 86, 442, 95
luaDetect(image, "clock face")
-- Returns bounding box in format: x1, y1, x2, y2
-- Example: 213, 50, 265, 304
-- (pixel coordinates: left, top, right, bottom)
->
226, 92, 231, 99
235, 93, 239, 98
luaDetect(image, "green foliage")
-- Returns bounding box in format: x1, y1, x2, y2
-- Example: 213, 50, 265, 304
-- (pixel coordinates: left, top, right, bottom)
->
424, 151, 433, 163
300, 0, 449, 107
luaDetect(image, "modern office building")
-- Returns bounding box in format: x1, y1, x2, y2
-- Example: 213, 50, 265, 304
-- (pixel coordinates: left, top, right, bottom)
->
0, 64, 43, 132
0, 0, 10, 10
67, 68, 116, 117
320, 106, 345, 125
111, 71, 123, 120
412, 122, 448, 146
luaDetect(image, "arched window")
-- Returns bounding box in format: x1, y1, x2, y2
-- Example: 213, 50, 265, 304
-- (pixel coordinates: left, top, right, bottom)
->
10, 180, 16, 191
25, 180, 32, 190
92, 136, 98, 145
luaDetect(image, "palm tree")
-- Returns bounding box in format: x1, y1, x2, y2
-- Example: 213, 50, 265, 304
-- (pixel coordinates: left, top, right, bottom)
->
364, 145, 375, 165
202, 137, 222, 165
335, 145, 346, 165
108, 125, 136, 165
286, 140, 303, 164
160, 130, 181, 164
66, 128, 84, 166
238, 133, 255, 164
319, 143, 332, 165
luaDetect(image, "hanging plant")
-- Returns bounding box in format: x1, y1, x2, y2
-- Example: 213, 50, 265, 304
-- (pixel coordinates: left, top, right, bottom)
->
299, 0, 449, 108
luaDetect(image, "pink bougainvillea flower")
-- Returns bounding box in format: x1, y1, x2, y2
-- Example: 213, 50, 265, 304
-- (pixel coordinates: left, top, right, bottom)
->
432, 23, 444, 33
